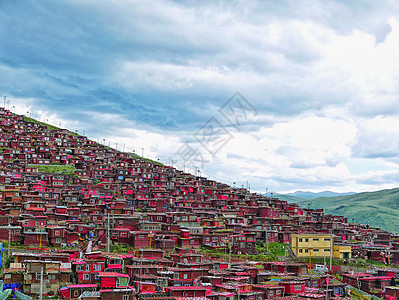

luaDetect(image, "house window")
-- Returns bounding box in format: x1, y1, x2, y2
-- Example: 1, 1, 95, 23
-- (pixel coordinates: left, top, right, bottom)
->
294, 284, 302, 291
298, 238, 303, 242
324, 238, 330, 242
305, 249, 309, 253
36, 273, 42, 280
93, 264, 101, 271
94, 274, 100, 280
122, 295, 129, 300
324, 249, 330, 252
313, 238, 319, 241
299, 249, 303, 253
4, 274, 11, 279
56, 238, 62, 243
74, 290, 79, 297
83, 274, 90, 280
183, 274, 188, 279
117, 277, 128, 287
313, 249, 319, 252
305, 238, 309, 242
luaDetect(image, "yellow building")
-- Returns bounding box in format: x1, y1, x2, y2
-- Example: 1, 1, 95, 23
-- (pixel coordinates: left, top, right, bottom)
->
291, 233, 334, 258
333, 244, 352, 259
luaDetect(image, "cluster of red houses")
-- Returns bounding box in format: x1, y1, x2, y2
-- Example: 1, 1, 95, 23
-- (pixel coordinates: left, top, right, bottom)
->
5, 247, 346, 299
0, 107, 399, 299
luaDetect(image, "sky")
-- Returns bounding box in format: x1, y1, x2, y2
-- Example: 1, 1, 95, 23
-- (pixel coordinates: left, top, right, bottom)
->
1, 0, 399, 194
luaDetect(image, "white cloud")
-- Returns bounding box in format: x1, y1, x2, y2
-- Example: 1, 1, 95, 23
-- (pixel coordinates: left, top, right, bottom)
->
3, 1, 399, 194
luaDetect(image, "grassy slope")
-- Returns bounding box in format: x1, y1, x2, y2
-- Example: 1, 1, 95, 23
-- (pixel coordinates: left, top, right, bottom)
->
275, 194, 303, 203
29, 164, 76, 174
296, 188, 399, 234
24, 116, 62, 131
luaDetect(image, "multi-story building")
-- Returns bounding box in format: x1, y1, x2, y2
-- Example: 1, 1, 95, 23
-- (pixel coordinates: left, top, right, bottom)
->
290, 233, 334, 258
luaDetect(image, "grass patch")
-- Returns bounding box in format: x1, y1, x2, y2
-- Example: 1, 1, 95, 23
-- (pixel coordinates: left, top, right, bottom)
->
130, 153, 164, 166
29, 164, 76, 174
110, 243, 135, 254
24, 116, 61, 131
257, 242, 289, 258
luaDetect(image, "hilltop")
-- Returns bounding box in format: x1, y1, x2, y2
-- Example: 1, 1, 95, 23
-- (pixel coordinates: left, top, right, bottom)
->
285, 190, 355, 199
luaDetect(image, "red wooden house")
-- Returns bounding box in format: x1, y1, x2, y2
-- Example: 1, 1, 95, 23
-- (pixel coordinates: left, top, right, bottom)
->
165, 286, 208, 298
279, 281, 306, 294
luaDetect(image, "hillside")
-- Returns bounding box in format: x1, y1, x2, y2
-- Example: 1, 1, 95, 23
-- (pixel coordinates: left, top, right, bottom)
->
274, 194, 303, 203
286, 190, 355, 199
276, 191, 355, 203
295, 188, 399, 234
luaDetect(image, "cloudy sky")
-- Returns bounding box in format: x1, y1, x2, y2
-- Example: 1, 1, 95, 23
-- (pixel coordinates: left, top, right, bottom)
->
1, 0, 399, 194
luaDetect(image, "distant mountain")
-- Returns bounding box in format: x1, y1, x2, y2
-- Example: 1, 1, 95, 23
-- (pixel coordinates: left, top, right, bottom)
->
286, 191, 355, 199
274, 191, 355, 204
293, 188, 399, 234
274, 194, 303, 203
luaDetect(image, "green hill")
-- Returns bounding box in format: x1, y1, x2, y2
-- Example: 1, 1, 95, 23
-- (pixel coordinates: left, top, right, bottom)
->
295, 188, 399, 234
274, 194, 303, 203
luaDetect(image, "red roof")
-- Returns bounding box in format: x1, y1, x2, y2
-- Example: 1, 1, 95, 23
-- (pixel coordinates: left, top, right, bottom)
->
66, 284, 97, 288
359, 276, 393, 281
167, 286, 209, 290
98, 272, 129, 278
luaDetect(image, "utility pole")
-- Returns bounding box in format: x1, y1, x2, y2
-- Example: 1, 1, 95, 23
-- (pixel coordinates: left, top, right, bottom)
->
229, 238, 232, 265
3, 96, 6, 108
330, 232, 333, 271
141, 147, 144, 157
107, 213, 110, 253
39, 266, 44, 300
326, 273, 329, 300
8, 224, 11, 257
